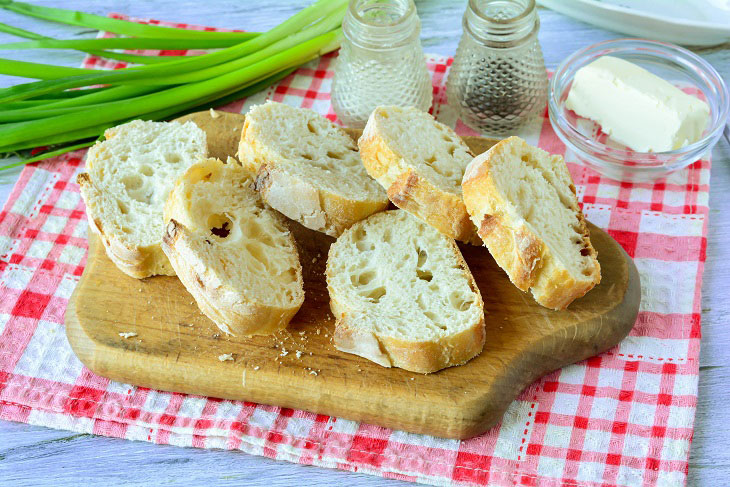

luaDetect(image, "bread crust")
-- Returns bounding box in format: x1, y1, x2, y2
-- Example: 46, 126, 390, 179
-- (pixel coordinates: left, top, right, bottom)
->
358, 110, 480, 245
327, 214, 485, 374
77, 172, 175, 279
462, 137, 601, 310
238, 105, 389, 237
161, 219, 303, 336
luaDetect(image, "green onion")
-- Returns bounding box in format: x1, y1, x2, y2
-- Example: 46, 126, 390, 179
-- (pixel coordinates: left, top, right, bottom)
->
0, 37, 241, 50
0, 0, 345, 102
0, 67, 295, 170
0, 59, 99, 79
0, 28, 341, 147
0, 21, 189, 65
0, 0, 346, 170
1, 1, 261, 40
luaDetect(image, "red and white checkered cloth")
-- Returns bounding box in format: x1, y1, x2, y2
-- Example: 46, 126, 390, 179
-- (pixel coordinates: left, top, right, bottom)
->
0, 16, 707, 487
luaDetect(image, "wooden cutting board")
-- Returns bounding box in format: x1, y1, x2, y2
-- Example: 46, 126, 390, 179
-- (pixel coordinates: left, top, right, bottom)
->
65, 119, 641, 439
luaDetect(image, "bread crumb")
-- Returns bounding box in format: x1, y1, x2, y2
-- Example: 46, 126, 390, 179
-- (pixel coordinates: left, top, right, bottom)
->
138, 288, 142, 292
212, 333, 220, 339
299, 330, 305, 335
218, 353, 234, 362
118, 332, 137, 339
312, 257, 317, 264
309, 370, 318, 376
410, 377, 415, 380
209, 108, 219, 119
295, 350, 302, 359
253, 365, 260, 370
316, 329, 321, 335
280, 348, 288, 357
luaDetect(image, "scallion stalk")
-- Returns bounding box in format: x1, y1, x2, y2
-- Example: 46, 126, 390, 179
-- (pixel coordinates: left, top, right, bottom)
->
0, 28, 341, 147
0, 0, 346, 102
0, 0, 346, 171
1, 1, 261, 40
0, 21, 190, 65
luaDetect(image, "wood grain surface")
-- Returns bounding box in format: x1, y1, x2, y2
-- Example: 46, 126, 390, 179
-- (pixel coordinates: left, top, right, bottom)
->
65, 126, 640, 438
1, 1, 728, 485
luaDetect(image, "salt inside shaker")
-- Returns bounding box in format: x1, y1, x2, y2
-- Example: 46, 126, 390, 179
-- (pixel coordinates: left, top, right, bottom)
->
331, 0, 433, 128
446, 0, 548, 136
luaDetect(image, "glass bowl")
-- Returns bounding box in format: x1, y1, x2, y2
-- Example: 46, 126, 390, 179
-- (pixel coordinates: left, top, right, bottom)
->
548, 38, 729, 182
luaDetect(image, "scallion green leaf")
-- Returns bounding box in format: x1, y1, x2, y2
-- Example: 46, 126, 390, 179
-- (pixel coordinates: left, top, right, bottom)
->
1, 1, 261, 40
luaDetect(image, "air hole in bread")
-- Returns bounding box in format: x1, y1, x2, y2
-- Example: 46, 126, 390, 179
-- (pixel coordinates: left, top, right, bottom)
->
364, 286, 386, 303
208, 213, 233, 239
244, 220, 263, 240
166, 153, 181, 164
245, 241, 269, 267
306, 121, 317, 134
121, 226, 132, 234
416, 248, 428, 268
326, 151, 343, 160
447, 145, 457, 156
122, 175, 143, 191
449, 292, 472, 311
580, 247, 591, 257
425, 155, 437, 165
417, 269, 433, 282
117, 201, 128, 215
139, 165, 154, 177
355, 270, 376, 286
302, 153, 313, 161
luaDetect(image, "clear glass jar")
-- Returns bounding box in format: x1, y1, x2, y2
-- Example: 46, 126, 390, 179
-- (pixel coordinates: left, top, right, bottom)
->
331, 0, 433, 128
446, 0, 548, 136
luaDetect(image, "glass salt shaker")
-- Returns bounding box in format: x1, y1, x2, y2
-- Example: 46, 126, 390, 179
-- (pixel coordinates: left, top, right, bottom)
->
446, 0, 548, 136
331, 0, 433, 128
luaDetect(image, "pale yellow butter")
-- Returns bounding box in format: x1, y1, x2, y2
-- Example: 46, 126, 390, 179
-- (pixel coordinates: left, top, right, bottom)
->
565, 56, 709, 152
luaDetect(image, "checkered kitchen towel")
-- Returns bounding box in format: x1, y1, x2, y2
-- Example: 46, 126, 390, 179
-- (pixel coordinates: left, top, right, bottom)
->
0, 16, 706, 487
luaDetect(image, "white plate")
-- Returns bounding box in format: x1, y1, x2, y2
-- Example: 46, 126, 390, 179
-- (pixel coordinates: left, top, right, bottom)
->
538, 0, 730, 46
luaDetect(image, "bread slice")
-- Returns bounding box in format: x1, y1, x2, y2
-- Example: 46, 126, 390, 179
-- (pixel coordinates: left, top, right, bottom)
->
238, 102, 389, 237
358, 106, 479, 244
162, 157, 304, 336
326, 210, 485, 374
462, 136, 601, 310
78, 120, 207, 278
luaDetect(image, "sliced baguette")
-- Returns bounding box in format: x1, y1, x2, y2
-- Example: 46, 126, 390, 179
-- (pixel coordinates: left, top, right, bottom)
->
358, 106, 479, 244
162, 157, 303, 336
78, 120, 207, 278
238, 102, 389, 237
462, 136, 601, 310
326, 210, 485, 374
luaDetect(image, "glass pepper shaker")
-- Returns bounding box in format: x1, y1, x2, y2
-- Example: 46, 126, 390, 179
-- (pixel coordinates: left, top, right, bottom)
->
446, 0, 548, 136
331, 0, 433, 128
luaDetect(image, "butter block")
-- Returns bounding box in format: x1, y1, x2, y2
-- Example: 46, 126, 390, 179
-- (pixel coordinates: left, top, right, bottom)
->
565, 56, 710, 152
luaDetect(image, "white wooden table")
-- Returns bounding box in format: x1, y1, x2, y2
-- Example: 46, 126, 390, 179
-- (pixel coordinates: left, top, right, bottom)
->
1, 2, 728, 486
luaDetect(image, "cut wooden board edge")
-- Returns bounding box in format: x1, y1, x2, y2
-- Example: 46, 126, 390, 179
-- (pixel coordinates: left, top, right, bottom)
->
66, 223, 639, 439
